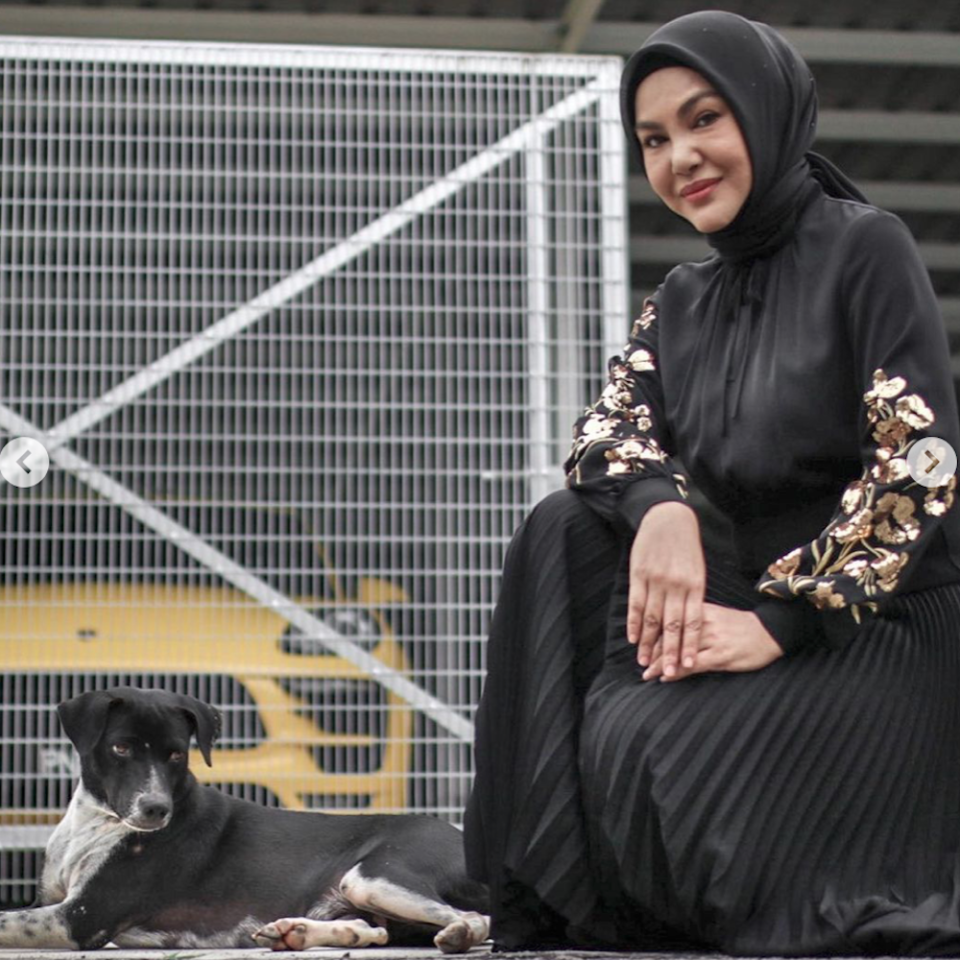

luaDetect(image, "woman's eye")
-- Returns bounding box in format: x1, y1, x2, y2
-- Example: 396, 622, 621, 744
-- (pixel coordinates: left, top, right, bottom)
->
694, 111, 720, 128
111, 743, 131, 757
641, 134, 665, 149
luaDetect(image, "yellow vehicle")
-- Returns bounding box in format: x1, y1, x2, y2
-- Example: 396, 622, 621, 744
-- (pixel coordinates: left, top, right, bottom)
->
0, 576, 412, 830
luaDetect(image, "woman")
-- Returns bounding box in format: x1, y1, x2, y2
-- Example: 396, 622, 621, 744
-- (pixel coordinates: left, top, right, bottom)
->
464, 11, 960, 957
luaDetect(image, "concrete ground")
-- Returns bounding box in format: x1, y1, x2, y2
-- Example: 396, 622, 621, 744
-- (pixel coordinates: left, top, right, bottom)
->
0, 949, 914, 960
0, 952, 457, 960
0, 950, 464, 959
0, 946, 926, 959
0, 950, 731, 960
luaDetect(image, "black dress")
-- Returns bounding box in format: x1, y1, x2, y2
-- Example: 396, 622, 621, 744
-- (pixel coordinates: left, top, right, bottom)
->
464, 189, 960, 956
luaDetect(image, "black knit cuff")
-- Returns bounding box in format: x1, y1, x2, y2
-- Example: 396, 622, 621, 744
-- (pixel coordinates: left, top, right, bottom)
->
616, 477, 690, 532
752, 596, 821, 657
820, 604, 875, 649
754, 595, 874, 656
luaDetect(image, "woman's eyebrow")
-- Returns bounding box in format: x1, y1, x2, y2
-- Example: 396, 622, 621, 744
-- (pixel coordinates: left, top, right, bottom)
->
635, 88, 719, 131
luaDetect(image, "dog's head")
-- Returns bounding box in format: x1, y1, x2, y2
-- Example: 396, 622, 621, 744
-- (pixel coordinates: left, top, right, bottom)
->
57, 687, 221, 832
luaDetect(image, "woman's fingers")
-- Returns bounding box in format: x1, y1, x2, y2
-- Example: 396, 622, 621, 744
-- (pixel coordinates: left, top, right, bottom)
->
645, 644, 714, 681
637, 588, 665, 663
644, 593, 707, 682
632, 584, 703, 668
627, 578, 647, 647
639, 593, 703, 676
628, 577, 665, 668
629, 570, 704, 673
642, 638, 664, 677
681, 593, 704, 669
658, 591, 687, 677
627, 501, 706, 668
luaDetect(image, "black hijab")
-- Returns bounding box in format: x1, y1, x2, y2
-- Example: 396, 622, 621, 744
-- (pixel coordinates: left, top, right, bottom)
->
620, 10, 866, 262
620, 11, 867, 434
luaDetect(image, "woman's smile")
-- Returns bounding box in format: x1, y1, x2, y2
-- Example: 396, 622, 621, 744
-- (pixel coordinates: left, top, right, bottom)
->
679, 177, 722, 202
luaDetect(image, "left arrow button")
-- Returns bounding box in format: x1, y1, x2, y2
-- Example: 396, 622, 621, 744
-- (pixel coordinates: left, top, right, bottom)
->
0, 438, 50, 488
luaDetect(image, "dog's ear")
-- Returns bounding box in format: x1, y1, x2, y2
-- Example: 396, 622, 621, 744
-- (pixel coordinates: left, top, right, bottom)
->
57, 690, 123, 755
175, 696, 221, 767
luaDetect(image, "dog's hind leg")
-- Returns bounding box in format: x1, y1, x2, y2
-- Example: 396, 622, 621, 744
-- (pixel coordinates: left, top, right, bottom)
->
252, 917, 388, 951
339, 864, 490, 954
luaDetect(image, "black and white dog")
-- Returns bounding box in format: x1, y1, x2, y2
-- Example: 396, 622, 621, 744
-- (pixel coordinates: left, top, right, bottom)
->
0, 687, 489, 952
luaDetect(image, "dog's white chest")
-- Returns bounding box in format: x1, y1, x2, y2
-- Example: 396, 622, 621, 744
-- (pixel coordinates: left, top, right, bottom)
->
40, 785, 133, 904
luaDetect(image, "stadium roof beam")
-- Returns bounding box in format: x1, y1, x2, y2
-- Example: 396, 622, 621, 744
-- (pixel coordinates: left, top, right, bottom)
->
586, 23, 960, 66
0, 9, 959, 68
557, 0, 607, 53
816, 110, 960, 144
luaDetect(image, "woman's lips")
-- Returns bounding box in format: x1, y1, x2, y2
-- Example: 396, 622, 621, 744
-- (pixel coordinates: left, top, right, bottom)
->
680, 178, 721, 202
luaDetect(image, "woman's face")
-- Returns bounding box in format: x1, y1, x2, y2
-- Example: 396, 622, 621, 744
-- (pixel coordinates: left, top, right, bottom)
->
634, 66, 753, 234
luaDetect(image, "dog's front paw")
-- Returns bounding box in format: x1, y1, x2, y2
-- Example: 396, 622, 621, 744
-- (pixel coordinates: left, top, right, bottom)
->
434, 913, 489, 954
252, 919, 308, 951
364, 923, 389, 946
434, 919, 473, 954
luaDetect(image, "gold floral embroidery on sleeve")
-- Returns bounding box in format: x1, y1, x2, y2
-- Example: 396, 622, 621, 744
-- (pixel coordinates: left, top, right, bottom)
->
567, 357, 671, 479
566, 298, 686, 496
603, 438, 669, 475
924, 476, 956, 516
758, 368, 954, 621
631, 297, 657, 338
569, 354, 670, 478
626, 348, 656, 373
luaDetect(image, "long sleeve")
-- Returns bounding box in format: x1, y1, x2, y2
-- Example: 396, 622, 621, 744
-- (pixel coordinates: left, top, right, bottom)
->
564, 294, 690, 531
753, 210, 959, 654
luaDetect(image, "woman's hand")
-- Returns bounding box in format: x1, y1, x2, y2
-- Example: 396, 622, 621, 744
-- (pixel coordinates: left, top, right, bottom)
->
641, 605, 784, 681
628, 502, 706, 677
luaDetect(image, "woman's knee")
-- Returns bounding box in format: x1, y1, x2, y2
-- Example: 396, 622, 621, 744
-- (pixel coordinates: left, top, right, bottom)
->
516, 489, 623, 586
525, 488, 598, 533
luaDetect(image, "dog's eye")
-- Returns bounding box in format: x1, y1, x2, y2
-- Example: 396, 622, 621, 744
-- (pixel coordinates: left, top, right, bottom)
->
111, 743, 131, 758
168, 750, 186, 763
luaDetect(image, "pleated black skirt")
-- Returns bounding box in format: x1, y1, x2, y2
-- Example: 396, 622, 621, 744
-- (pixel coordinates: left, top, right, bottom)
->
464, 489, 960, 956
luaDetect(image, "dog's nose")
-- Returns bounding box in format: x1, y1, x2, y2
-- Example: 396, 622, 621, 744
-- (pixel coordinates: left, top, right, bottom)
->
136, 795, 172, 827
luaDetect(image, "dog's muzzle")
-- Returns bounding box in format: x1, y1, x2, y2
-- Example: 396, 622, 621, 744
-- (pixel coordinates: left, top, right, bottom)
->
125, 793, 173, 831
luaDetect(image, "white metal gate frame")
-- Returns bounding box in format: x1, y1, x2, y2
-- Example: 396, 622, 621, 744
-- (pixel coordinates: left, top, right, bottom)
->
0, 37, 627, 755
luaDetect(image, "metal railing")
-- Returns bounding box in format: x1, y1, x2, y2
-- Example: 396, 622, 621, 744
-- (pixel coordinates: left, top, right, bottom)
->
0, 35, 626, 902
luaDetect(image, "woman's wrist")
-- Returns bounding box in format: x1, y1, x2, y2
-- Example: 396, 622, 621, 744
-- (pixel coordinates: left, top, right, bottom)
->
640, 500, 699, 528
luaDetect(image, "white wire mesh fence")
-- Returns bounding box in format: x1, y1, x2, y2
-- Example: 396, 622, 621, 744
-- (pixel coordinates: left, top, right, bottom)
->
0, 37, 627, 905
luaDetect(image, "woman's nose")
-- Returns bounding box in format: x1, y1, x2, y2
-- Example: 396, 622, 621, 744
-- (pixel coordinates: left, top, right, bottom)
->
671, 138, 701, 175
